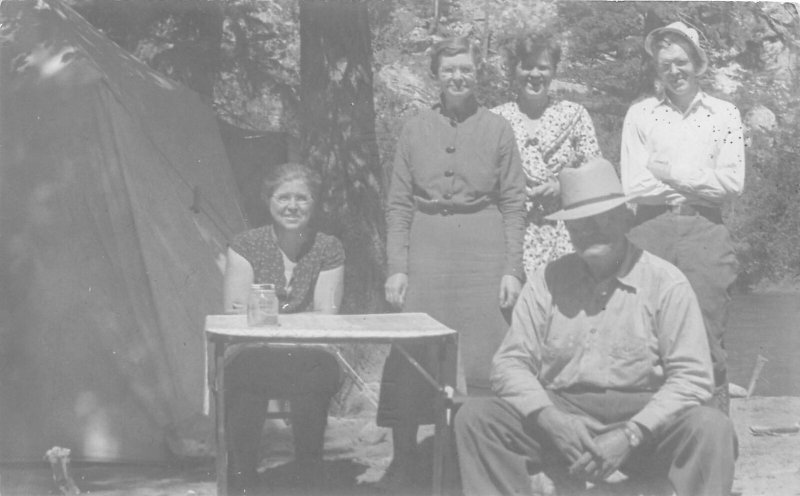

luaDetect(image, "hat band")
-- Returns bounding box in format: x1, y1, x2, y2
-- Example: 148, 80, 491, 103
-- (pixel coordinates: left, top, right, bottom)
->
562, 193, 625, 211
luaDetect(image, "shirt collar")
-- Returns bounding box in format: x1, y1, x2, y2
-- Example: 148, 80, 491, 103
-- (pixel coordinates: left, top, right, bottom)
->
655, 90, 709, 115
615, 241, 643, 292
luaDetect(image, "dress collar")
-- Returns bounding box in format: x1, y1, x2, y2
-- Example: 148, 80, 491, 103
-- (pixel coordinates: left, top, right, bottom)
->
433, 94, 479, 123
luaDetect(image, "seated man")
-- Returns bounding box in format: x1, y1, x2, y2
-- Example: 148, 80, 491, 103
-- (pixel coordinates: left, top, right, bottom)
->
454, 158, 736, 496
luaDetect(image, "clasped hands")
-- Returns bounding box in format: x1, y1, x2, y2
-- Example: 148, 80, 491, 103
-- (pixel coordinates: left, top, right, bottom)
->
535, 406, 636, 484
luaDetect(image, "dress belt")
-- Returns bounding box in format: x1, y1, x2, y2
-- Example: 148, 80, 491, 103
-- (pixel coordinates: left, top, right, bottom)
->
415, 198, 491, 216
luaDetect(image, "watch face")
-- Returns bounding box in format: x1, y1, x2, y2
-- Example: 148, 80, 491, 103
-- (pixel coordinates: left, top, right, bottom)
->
624, 425, 640, 447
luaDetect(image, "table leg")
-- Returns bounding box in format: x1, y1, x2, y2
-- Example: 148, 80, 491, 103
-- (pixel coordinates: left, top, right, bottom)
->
432, 334, 457, 496
213, 342, 228, 496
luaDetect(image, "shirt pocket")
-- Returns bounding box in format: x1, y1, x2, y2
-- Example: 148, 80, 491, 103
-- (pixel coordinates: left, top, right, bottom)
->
542, 332, 581, 363
607, 334, 651, 380
609, 334, 647, 359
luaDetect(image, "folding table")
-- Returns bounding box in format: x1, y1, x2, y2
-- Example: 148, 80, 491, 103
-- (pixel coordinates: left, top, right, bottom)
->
205, 313, 458, 496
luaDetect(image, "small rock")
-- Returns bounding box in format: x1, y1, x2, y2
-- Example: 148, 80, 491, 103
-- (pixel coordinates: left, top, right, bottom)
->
729, 382, 748, 398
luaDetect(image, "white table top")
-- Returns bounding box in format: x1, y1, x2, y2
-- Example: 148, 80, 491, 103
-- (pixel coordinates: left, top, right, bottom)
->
205, 313, 456, 343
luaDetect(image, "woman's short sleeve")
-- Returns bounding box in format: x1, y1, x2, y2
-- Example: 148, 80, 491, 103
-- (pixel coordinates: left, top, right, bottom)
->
229, 230, 258, 267
320, 234, 345, 271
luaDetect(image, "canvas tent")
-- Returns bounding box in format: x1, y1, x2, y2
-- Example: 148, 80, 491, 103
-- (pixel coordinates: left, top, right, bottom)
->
0, 0, 247, 461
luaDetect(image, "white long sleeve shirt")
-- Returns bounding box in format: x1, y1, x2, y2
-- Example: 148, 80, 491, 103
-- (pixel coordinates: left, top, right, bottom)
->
620, 92, 745, 207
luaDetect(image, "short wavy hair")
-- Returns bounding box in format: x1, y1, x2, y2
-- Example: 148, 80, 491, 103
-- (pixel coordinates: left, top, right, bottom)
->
261, 162, 322, 207
506, 31, 562, 78
429, 36, 482, 76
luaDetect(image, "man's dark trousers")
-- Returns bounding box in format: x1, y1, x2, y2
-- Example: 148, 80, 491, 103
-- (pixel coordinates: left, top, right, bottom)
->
454, 395, 736, 496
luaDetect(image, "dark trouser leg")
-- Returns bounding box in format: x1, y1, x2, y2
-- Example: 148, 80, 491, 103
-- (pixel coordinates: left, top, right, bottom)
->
629, 211, 737, 413
676, 218, 736, 413
290, 394, 330, 461
225, 388, 269, 489
283, 348, 340, 461
225, 346, 341, 488
626, 406, 737, 496
454, 397, 566, 496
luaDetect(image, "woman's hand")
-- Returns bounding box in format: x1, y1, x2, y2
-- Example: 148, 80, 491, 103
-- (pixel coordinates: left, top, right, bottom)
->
527, 179, 561, 201
385, 273, 409, 309
498, 274, 522, 310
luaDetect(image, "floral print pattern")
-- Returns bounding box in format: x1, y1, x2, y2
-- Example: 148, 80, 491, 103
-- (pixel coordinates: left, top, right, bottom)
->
230, 226, 344, 313
491, 100, 601, 280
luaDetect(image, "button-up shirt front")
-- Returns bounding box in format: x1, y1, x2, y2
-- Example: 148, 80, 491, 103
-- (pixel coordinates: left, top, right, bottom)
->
490, 243, 713, 434
386, 106, 526, 277
620, 92, 745, 207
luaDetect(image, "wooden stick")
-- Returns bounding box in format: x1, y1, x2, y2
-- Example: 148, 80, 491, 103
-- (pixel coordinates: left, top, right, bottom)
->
432, 0, 440, 34
749, 423, 800, 436
746, 354, 769, 398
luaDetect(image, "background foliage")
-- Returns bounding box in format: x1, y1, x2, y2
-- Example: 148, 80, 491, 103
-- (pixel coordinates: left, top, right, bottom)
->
74, 0, 800, 290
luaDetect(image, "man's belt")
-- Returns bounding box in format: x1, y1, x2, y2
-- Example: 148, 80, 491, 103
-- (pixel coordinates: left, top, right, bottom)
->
636, 203, 723, 224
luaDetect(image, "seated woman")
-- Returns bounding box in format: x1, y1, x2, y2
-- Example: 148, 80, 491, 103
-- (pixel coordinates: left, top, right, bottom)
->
222, 162, 345, 492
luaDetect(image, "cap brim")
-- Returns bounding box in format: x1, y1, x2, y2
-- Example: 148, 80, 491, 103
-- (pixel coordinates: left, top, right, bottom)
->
644, 27, 708, 75
545, 196, 630, 222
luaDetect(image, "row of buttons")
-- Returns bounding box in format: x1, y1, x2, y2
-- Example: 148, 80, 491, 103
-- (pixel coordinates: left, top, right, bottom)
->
444, 142, 456, 204
445, 114, 457, 208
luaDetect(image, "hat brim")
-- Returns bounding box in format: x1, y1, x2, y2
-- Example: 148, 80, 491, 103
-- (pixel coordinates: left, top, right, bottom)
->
545, 196, 630, 222
644, 27, 708, 76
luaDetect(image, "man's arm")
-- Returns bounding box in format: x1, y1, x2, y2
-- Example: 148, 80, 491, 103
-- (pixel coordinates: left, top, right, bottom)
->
490, 279, 552, 416
490, 272, 603, 464
651, 103, 745, 203
620, 102, 672, 202
630, 279, 714, 435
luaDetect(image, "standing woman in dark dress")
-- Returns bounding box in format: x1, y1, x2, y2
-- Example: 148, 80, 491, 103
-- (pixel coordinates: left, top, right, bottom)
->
379, 36, 527, 485
222, 163, 345, 492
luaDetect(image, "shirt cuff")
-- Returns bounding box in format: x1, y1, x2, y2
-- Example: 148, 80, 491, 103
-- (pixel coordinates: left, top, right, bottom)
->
387, 262, 407, 277
630, 409, 664, 436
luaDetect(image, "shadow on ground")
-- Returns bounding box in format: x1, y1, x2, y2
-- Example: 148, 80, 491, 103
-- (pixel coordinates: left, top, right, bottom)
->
3, 398, 799, 495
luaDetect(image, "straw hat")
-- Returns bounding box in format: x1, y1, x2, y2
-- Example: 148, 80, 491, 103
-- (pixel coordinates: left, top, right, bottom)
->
644, 21, 708, 75
546, 158, 630, 221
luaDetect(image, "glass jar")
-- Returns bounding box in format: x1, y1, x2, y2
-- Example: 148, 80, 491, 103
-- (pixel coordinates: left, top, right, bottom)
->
247, 283, 279, 326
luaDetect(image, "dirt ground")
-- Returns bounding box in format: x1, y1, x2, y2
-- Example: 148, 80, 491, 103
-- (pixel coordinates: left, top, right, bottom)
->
3, 396, 799, 496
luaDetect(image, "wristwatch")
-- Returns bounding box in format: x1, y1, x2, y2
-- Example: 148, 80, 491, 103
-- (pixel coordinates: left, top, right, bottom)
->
622, 422, 642, 448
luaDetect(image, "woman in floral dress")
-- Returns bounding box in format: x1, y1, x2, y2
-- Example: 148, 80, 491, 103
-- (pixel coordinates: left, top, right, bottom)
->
492, 32, 602, 280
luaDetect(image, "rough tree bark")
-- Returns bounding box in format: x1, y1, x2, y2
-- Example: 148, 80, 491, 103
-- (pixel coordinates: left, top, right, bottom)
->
298, 0, 386, 315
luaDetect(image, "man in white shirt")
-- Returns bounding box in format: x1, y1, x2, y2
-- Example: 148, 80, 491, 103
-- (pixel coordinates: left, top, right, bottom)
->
620, 21, 744, 413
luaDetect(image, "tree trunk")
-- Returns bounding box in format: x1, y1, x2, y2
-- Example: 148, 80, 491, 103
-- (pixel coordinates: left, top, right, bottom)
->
299, 0, 385, 315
